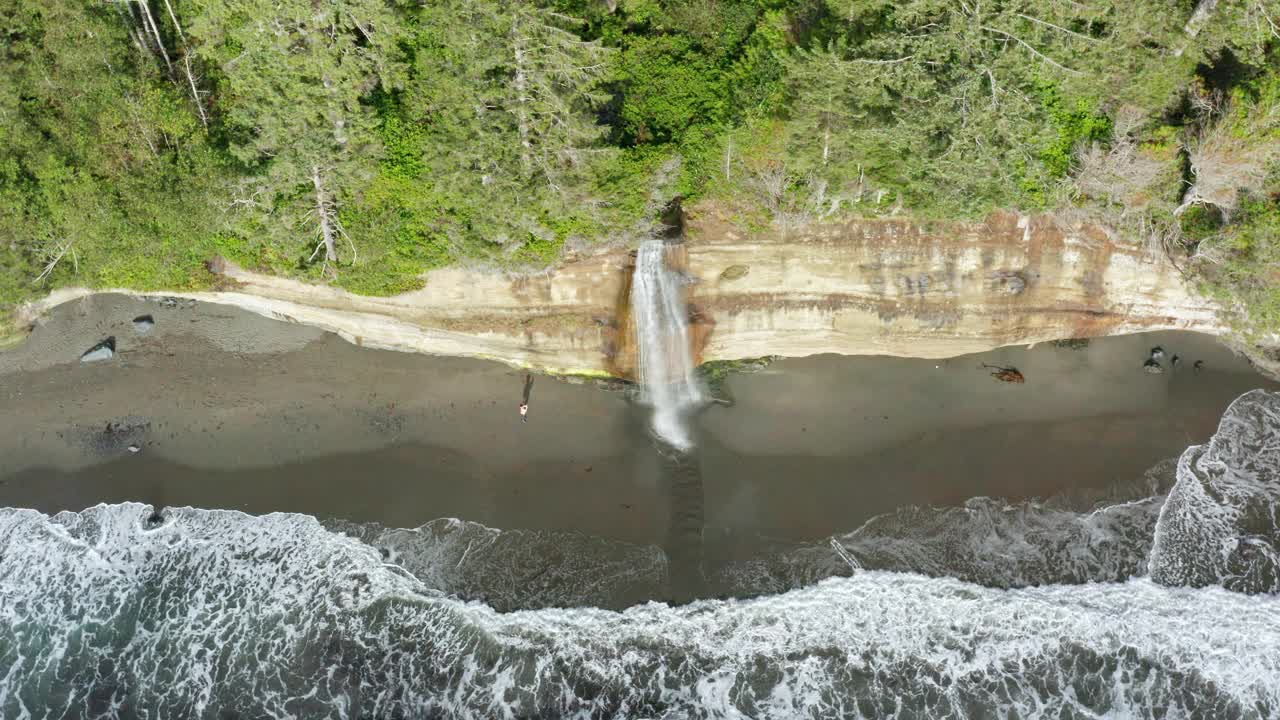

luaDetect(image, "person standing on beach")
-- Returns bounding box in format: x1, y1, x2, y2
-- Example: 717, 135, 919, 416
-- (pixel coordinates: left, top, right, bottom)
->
519, 373, 534, 423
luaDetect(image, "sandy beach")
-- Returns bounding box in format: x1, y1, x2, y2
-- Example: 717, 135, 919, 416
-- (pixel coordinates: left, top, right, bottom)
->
2, 293, 1274, 548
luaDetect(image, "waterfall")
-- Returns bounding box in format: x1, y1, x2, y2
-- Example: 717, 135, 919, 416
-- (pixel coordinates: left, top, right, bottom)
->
632, 240, 704, 448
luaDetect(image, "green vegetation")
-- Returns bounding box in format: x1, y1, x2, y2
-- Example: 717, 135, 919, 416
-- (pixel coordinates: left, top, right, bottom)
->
1, 0, 1277, 334
1199, 191, 1280, 338
1177, 59, 1280, 338
698, 356, 778, 404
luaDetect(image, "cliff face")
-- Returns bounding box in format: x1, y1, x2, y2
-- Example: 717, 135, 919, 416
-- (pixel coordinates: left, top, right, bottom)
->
17, 211, 1227, 376
686, 210, 1220, 362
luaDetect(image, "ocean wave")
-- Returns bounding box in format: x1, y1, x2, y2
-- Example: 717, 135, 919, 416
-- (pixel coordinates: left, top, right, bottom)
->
318, 457, 1178, 609
3, 502, 1279, 719
705, 459, 1176, 598
1151, 389, 1280, 593
325, 517, 667, 611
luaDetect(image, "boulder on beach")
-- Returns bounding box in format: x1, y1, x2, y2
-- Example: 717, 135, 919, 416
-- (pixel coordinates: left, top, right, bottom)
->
80, 337, 116, 363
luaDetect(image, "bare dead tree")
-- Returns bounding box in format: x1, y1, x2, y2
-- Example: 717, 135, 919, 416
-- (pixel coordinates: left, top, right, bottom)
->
1261, 1, 1280, 39
159, 0, 184, 41
110, 0, 151, 57
181, 54, 208, 128
1188, 83, 1224, 120
159, 0, 208, 128
107, 0, 208, 128
310, 167, 338, 266
1183, 0, 1221, 38
981, 25, 1082, 75
305, 167, 359, 276
34, 239, 78, 285
742, 160, 849, 232
1177, 102, 1280, 218
749, 162, 789, 214
133, 0, 173, 72
1072, 107, 1171, 216
1015, 13, 1098, 42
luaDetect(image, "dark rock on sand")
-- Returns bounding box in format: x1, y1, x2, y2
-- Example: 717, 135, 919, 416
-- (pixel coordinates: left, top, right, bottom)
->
81, 337, 116, 363
133, 315, 155, 334
1144, 346, 1167, 374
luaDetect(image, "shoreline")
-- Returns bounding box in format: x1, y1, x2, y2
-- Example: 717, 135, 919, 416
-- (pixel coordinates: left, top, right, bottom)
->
14, 283, 1269, 378
2, 294, 1275, 547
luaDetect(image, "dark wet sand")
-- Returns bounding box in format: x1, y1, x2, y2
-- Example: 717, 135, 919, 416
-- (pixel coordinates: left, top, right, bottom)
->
697, 332, 1272, 540
1, 294, 1275, 551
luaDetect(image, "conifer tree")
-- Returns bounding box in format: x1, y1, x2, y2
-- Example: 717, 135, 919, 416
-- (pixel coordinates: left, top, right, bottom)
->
188, 0, 402, 269
783, 44, 863, 170
404, 0, 609, 246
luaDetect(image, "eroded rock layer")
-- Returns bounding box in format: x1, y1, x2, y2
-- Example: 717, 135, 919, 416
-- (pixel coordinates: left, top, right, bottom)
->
15, 212, 1226, 376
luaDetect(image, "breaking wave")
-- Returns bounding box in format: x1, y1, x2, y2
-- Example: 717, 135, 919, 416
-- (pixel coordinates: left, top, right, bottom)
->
711, 458, 1177, 597
324, 517, 667, 611
3, 503, 1280, 719
1151, 389, 1280, 593
2, 390, 1278, 718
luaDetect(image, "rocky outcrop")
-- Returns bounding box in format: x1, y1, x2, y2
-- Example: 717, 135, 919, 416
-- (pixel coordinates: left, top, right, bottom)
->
15, 211, 1231, 376
687, 210, 1222, 362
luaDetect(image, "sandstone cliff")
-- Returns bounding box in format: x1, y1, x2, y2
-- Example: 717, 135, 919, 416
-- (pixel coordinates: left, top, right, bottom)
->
686, 210, 1221, 363
15, 211, 1231, 376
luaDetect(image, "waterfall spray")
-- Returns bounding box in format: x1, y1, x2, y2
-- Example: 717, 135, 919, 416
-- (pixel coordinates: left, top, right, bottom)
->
632, 240, 704, 448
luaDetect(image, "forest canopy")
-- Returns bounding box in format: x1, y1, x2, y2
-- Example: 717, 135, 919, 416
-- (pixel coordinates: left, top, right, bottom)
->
1, 0, 1277, 331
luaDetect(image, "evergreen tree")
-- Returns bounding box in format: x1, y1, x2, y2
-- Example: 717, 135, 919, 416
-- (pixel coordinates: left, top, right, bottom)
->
188, 0, 403, 269
775, 0, 1192, 212
783, 44, 863, 170
0, 0, 223, 300
1, 0, 1276, 333
401, 0, 610, 248
505, 3, 610, 188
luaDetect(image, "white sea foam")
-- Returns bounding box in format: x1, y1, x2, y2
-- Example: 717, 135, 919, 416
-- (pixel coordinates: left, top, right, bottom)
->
710, 459, 1177, 596
3, 501, 1280, 719
1151, 389, 1280, 593
325, 517, 667, 611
